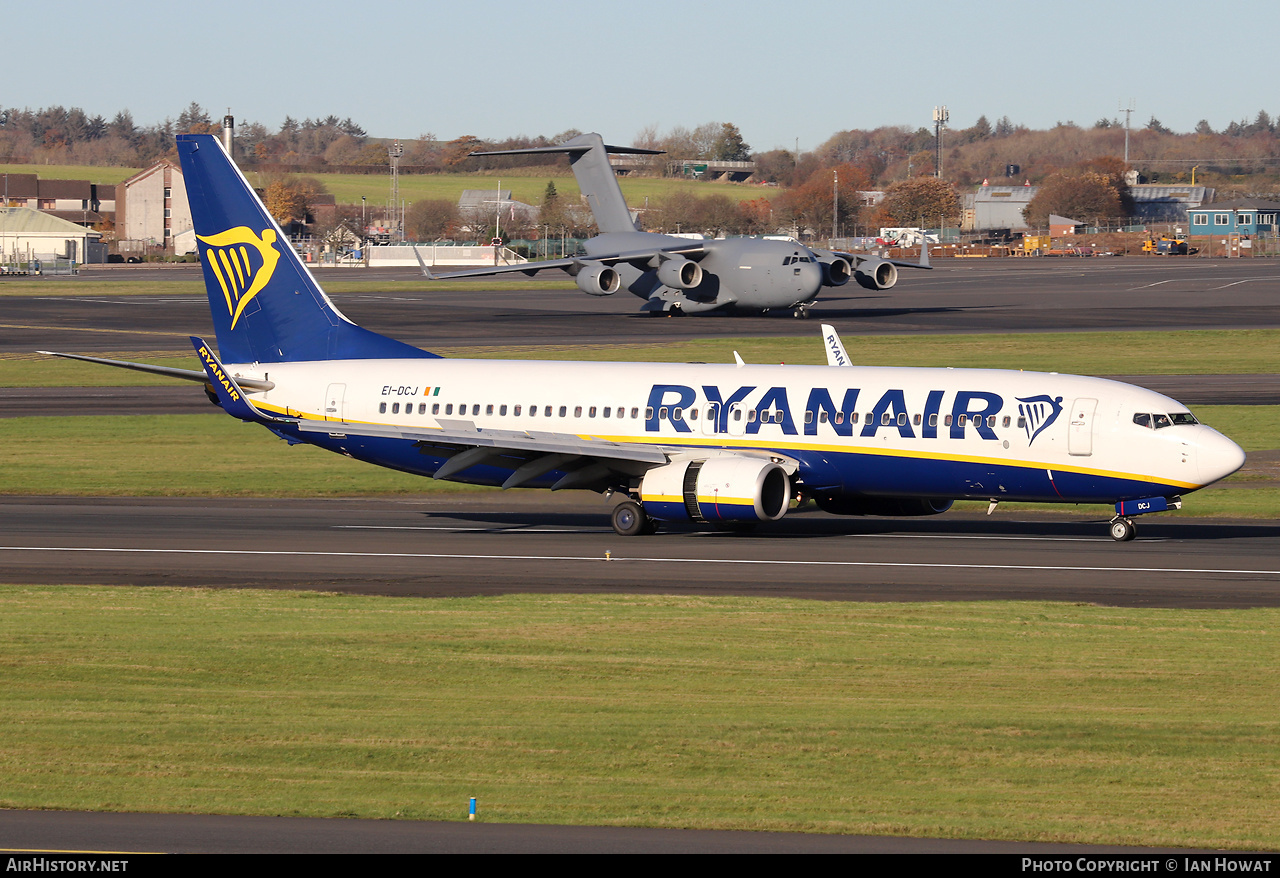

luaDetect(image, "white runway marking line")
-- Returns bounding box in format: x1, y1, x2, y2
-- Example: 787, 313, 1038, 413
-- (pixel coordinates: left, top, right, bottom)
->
335, 525, 609, 533
1, 546, 1277, 577
338, 526, 1139, 543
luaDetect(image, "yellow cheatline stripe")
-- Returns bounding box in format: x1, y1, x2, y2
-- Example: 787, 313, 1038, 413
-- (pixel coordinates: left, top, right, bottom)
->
586, 431, 1202, 490
239, 404, 1199, 492
697, 495, 753, 506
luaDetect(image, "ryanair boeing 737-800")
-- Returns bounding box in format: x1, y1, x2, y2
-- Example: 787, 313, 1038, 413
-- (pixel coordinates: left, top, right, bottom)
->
44, 134, 1244, 541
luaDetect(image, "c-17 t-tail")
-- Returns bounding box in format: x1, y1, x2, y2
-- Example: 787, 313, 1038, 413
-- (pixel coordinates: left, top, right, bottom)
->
425, 132, 930, 317
43, 134, 1244, 542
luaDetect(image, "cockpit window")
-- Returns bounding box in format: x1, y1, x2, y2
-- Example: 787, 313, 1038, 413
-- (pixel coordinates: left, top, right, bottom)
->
1135, 411, 1199, 429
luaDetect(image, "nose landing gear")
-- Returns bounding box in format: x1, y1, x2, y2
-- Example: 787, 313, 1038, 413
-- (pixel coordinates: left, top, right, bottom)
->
1108, 496, 1181, 542
1109, 517, 1137, 542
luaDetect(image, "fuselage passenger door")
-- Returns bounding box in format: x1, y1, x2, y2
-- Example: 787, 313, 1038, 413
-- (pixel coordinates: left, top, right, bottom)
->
1068, 398, 1097, 456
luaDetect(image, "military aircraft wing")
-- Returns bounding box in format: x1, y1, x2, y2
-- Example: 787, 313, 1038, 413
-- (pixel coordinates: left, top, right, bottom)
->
422, 241, 709, 281
815, 237, 932, 271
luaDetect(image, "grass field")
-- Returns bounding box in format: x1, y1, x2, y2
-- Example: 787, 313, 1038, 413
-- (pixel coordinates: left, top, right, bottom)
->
0, 162, 769, 208
1, 587, 1276, 848
6, 328, 1280, 385
0, 163, 139, 186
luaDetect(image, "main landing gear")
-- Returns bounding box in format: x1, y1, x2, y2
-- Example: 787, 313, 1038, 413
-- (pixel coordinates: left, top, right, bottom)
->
611, 500, 657, 536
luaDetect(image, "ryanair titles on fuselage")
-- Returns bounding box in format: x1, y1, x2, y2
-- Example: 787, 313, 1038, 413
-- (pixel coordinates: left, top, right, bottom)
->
644, 383, 1063, 444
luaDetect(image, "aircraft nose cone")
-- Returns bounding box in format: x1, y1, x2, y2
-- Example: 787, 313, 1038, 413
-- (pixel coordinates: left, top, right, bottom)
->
800, 262, 822, 297
1197, 428, 1246, 486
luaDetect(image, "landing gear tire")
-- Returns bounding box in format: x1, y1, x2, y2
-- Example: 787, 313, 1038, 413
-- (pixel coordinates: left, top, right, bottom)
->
1109, 518, 1137, 542
792, 307, 810, 319
612, 501, 649, 536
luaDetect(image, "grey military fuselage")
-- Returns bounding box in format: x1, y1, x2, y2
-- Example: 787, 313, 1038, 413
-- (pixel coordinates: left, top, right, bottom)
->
425, 133, 928, 316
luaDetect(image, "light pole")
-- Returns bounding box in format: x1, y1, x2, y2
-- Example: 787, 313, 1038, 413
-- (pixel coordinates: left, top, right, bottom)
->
933, 106, 949, 178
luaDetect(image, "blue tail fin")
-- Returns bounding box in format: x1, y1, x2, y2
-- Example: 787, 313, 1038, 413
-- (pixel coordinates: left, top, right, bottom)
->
177, 134, 437, 363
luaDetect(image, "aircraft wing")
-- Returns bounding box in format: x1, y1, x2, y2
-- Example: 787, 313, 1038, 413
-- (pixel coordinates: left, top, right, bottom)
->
423, 243, 708, 280
815, 241, 932, 271
294, 418, 671, 489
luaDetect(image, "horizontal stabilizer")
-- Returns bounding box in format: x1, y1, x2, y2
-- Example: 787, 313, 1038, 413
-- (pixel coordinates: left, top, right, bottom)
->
191, 336, 283, 423
470, 143, 664, 158
39, 350, 275, 390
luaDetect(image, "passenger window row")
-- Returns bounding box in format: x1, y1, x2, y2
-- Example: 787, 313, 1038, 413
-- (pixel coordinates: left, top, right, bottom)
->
375, 400, 1025, 432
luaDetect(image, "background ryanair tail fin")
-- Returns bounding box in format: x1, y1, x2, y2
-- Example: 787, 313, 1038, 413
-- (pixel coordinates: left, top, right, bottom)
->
177, 134, 437, 364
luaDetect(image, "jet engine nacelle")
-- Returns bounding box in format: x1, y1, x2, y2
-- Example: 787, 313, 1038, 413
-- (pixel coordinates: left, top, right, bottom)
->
817, 256, 852, 287
812, 494, 953, 517
639, 457, 791, 523
575, 263, 622, 296
656, 257, 703, 290
854, 259, 898, 291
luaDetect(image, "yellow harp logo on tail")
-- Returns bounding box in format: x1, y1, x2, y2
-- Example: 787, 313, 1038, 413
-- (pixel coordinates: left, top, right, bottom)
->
197, 227, 282, 329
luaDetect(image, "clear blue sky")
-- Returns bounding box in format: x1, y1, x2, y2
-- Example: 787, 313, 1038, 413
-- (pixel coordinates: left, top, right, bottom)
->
13, 0, 1278, 152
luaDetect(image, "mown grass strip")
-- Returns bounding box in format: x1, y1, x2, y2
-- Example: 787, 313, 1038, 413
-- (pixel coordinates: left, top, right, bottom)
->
6, 330, 1280, 386
0, 588, 1276, 848
0, 414, 488, 497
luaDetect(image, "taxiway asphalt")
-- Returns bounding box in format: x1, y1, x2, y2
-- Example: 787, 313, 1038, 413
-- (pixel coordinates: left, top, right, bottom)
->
4, 257, 1280, 355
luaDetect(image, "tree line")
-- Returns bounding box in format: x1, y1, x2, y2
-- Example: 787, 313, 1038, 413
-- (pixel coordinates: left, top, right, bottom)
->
5, 101, 1279, 239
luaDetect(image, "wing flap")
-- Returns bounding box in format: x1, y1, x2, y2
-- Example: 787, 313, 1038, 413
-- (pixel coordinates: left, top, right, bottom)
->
293, 419, 669, 465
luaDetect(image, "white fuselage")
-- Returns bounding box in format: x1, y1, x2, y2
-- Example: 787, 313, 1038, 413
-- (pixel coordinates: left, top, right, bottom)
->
229, 357, 1244, 503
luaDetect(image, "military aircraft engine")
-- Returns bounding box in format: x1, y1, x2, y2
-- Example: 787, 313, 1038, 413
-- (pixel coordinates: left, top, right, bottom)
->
817, 256, 852, 287
639, 457, 791, 523
656, 257, 704, 290
575, 263, 622, 296
854, 259, 898, 291
812, 493, 953, 516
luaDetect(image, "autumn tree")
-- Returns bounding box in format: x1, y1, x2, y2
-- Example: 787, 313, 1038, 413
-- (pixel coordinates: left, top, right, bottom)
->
775, 163, 875, 236
263, 176, 328, 225
1022, 169, 1126, 227
406, 199, 459, 240
875, 177, 961, 227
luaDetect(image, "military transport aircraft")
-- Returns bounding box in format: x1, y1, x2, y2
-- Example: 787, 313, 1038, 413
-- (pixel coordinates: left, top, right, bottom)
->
420, 133, 931, 317
43, 134, 1244, 542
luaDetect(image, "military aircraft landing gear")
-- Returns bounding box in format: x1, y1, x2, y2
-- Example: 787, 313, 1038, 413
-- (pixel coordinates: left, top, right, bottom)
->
1109, 517, 1137, 542
612, 500, 656, 536
792, 306, 810, 319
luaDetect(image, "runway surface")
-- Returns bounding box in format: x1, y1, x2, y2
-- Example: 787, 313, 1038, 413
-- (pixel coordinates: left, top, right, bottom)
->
4, 495, 1279, 608
0, 808, 1199, 854
5, 257, 1280, 355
